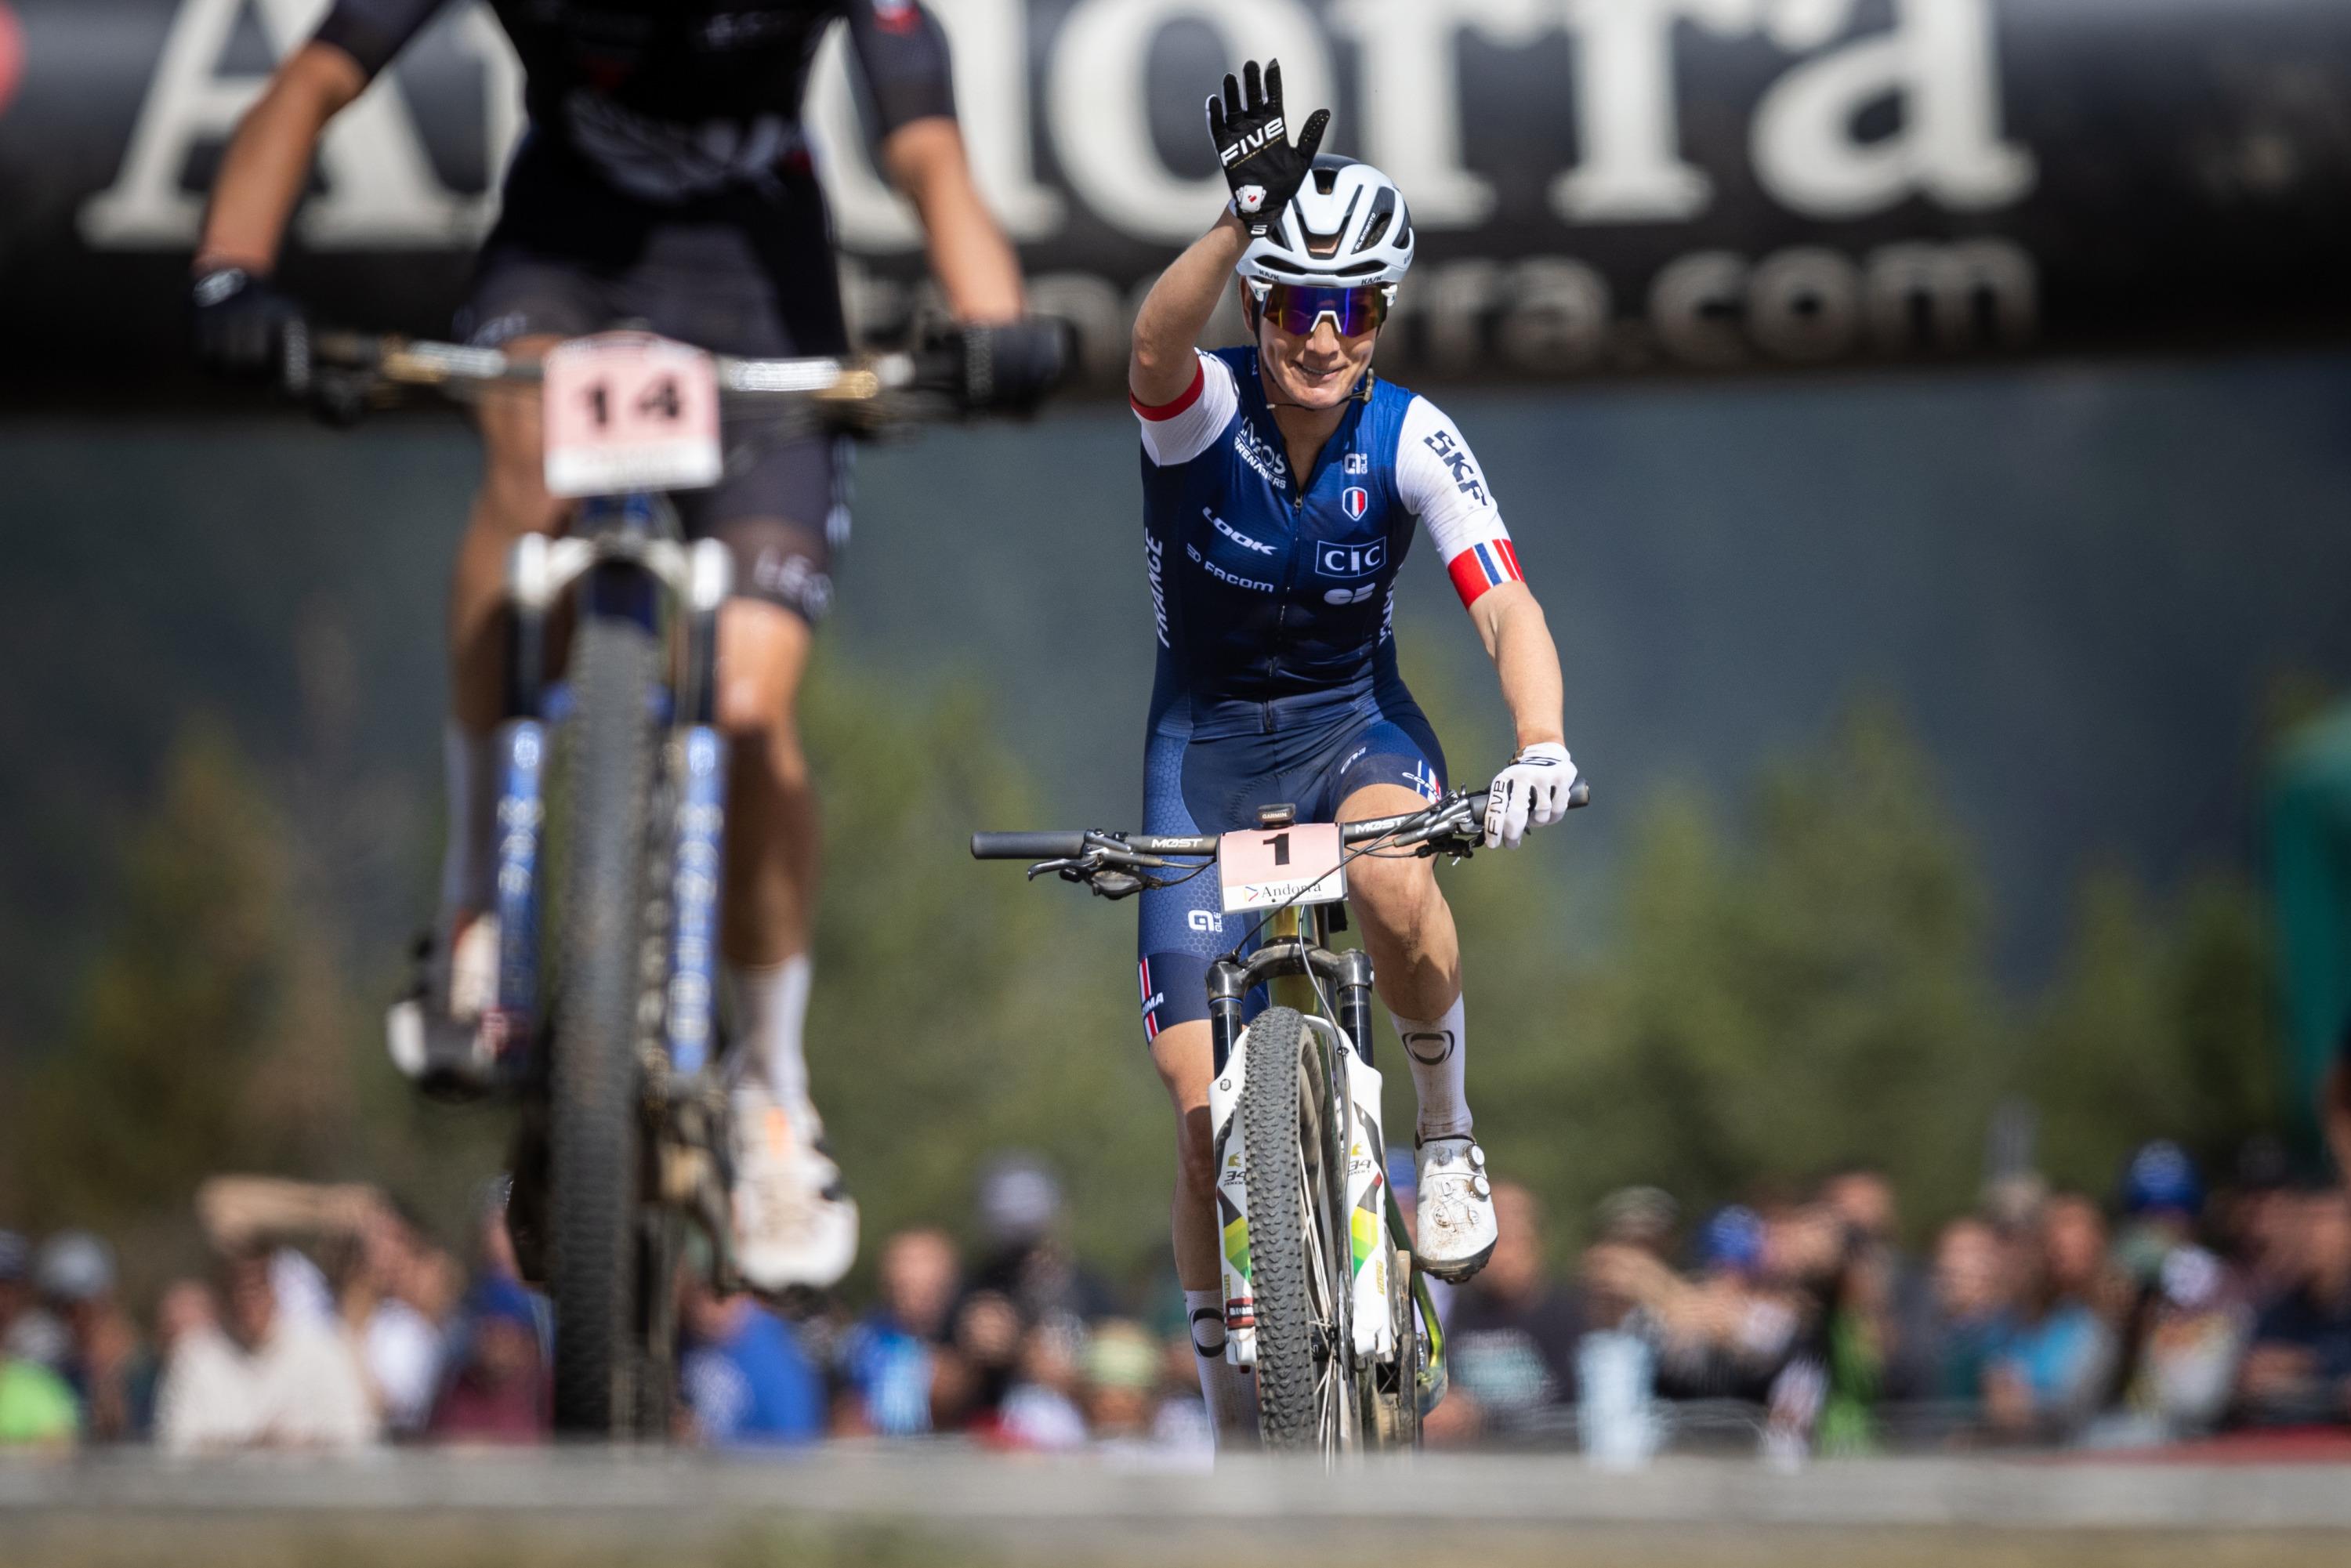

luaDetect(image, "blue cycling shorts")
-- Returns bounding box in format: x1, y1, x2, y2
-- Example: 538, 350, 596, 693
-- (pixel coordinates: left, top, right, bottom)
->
1136, 688, 1446, 1045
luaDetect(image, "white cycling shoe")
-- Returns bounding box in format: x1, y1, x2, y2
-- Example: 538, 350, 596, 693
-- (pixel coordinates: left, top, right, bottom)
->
1415, 1135, 1498, 1283
386, 913, 503, 1094
730, 1085, 859, 1293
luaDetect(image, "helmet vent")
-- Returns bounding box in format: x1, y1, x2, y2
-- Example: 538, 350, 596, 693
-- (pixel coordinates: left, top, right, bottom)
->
1313, 167, 1340, 196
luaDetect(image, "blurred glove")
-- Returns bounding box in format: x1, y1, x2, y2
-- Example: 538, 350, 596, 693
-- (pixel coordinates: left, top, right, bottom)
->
1205, 59, 1329, 234
1483, 742, 1576, 850
947, 318, 1073, 415
191, 266, 309, 389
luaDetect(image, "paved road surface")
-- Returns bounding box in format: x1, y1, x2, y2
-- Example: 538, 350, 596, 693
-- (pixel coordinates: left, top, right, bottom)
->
9, 1449, 2350, 1567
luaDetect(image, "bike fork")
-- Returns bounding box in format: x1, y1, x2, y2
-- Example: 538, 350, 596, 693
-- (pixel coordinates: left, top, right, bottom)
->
664, 540, 732, 1079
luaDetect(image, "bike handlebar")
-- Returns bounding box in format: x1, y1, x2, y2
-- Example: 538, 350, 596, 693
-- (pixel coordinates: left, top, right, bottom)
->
969, 778, 1589, 862
308, 330, 925, 402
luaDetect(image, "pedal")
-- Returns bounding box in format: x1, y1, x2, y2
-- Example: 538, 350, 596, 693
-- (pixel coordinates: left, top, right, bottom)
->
383, 996, 502, 1102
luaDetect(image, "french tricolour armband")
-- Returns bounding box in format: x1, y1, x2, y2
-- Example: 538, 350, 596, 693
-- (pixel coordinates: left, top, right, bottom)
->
1445, 538, 1525, 608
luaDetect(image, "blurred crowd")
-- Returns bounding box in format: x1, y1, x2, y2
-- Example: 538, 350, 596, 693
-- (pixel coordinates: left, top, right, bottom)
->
5, 1140, 2349, 1458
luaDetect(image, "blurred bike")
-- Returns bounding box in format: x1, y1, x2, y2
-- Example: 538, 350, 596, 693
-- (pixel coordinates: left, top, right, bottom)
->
313, 327, 1008, 1436
975, 777, 1586, 1454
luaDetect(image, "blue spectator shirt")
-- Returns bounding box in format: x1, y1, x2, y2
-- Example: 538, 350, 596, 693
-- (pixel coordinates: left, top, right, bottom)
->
683, 1307, 824, 1447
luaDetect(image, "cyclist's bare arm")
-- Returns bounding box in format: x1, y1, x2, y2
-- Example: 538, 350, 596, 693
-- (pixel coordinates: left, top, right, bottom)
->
882, 118, 1025, 324
1129, 211, 1249, 407
194, 42, 366, 273
1472, 582, 1567, 752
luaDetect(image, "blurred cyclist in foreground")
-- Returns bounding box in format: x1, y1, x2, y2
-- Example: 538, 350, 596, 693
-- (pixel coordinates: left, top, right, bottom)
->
1125, 60, 1578, 1436
190, 2, 1064, 1292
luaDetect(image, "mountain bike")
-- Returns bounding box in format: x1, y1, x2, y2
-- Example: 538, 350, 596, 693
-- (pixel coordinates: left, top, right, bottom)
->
326, 327, 980, 1436
973, 777, 1588, 1455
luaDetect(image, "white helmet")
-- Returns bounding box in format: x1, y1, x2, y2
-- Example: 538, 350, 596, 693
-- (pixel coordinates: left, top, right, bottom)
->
1237, 155, 1415, 294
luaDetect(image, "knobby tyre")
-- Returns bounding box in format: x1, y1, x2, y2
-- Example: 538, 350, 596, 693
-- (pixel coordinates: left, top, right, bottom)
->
549, 610, 661, 1436
1241, 1005, 1354, 1453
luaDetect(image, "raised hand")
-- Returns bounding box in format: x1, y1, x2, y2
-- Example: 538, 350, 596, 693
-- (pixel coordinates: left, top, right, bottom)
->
1204, 59, 1330, 234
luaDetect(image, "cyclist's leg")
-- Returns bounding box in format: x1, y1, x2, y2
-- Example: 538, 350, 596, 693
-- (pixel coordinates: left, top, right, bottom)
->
693, 465, 857, 1290
1329, 714, 1464, 1107
1139, 723, 1260, 1436
1329, 715, 1497, 1279
422, 252, 605, 1030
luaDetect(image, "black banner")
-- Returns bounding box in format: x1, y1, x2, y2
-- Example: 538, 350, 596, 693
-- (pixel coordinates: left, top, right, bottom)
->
3, 0, 2350, 401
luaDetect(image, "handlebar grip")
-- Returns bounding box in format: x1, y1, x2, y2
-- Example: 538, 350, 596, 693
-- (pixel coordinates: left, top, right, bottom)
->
1567, 778, 1592, 809
971, 831, 1089, 860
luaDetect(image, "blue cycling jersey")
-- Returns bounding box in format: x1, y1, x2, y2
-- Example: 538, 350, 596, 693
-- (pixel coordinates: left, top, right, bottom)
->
1134, 346, 1521, 741
1127, 346, 1525, 1043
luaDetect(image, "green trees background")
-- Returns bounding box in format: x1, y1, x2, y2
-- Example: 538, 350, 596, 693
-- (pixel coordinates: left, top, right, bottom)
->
0, 648, 2283, 1291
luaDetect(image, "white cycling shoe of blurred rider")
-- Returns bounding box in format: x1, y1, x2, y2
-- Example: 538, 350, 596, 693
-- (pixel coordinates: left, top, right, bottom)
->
729, 1083, 858, 1291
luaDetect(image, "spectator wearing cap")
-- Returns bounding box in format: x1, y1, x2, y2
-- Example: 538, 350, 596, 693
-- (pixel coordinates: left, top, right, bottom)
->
1081, 1320, 1167, 1447
37, 1231, 158, 1443
2236, 1186, 2351, 1426
679, 1278, 823, 1448
969, 1153, 1114, 1334
2112, 1142, 2204, 1305
429, 1277, 549, 1443
0, 1233, 78, 1449
0, 1230, 69, 1373
154, 1246, 377, 1453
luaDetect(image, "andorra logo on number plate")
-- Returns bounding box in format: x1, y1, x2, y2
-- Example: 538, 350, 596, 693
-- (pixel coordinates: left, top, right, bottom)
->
1219, 821, 1346, 914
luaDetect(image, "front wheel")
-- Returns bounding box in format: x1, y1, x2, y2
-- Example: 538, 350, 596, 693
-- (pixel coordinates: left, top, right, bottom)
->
1240, 1006, 1356, 1454
548, 611, 662, 1436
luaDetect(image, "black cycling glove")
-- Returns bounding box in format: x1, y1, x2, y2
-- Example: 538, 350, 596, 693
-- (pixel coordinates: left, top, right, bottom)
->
946, 318, 1074, 415
1205, 59, 1329, 234
191, 265, 310, 389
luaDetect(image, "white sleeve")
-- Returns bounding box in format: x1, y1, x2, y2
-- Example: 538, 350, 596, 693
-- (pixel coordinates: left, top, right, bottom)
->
1396, 396, 1524, 608
1132, 351, 1240, 466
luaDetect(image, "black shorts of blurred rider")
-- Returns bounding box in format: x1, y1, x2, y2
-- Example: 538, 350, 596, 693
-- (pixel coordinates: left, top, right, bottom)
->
457, 137, 853, 625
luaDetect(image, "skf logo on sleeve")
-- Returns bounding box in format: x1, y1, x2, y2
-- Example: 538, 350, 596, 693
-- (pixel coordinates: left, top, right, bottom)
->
1342, 485, 1369, 520
1423, 429, 1488, 505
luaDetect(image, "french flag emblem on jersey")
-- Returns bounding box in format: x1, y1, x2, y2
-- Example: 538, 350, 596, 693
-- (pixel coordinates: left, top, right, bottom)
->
1447, 538, 1524, 607
1342, 485, 1369, 521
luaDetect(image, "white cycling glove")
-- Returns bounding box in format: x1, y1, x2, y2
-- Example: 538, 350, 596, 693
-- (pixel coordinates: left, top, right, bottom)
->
1483, 742, 1577, 849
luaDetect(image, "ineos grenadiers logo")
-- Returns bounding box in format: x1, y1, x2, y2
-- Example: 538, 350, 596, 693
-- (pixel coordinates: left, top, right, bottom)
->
1233, 426, 1288, 487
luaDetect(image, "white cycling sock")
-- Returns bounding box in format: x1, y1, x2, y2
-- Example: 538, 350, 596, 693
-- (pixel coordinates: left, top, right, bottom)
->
1391, 994, 1471, 1142
1185, 1287, 1256, 1440
727, 954, 815, 1117
438, 721, 499, 920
